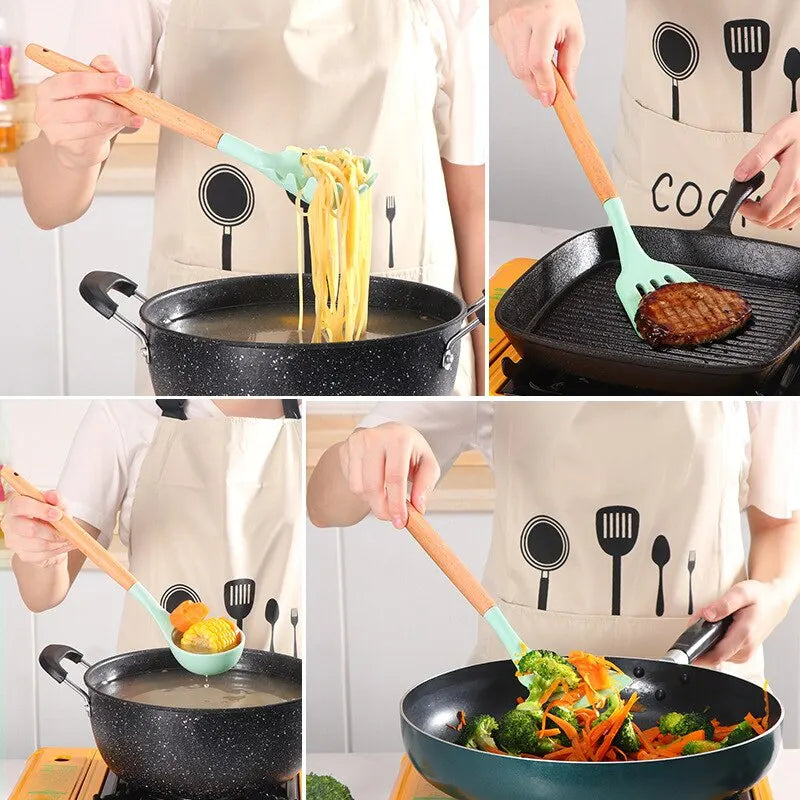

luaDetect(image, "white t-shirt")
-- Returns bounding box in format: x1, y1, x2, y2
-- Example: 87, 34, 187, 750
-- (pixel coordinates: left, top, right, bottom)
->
57, 398, 223, 548
360, 400, 800, 519
65, 0, 486, 165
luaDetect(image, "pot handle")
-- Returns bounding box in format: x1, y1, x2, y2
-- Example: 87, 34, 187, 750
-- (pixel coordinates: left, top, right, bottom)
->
662, 616, 734, 665
79, 271, 151, 363
39, 644, 92, 708
703, 172, 765, 235
442, 295, 486, 371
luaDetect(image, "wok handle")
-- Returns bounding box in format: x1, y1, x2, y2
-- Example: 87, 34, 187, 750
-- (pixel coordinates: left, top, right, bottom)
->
39, 645, 91, 706
406, 505, 495, 616
704, 173, 766, 235
664, 616, 733, 664
551, 65, 618, 204
0, 466, 138, 591
25, 45, 225, 149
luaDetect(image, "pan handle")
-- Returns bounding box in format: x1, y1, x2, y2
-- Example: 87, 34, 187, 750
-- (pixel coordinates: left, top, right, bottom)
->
662, 616, 734, 665
442, 295, 486, 370
79, 271, 151, 363
703, 172, 765, 235
39, 645, 92, 709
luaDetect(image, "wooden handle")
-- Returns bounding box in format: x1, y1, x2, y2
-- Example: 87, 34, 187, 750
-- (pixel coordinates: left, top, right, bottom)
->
1, 465, 137, 591
405, 504, 495, 616
551, 64, 618, 204
25, 44, 225, 149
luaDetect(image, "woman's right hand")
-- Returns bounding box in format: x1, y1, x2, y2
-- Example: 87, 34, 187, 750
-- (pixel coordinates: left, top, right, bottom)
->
3, 491, 74, 567
34, 55, 144, 170
491, 0, 585, 106
338, 423, 441, 529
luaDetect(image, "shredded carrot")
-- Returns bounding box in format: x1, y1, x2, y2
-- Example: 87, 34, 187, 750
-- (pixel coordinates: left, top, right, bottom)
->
546, 712, 587, 761
762, 682, 770, 730
656, 729, 705, 757
595, 693, 638, 762
540, 728, 560, 738
712, 724, 739, 741
543, 747, 573, 760
632, 723, 658, 755
516, 697, 525, 706
539, 679, 565, 706
744, 713, 765, 735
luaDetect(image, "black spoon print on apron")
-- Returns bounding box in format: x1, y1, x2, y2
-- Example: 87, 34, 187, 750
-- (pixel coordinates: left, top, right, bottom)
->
520, 515, 570, 611
724, 19, 770, 133
784, 49, 800, 113
687, 550, 696, 615
224, 578, 256, 630
651, 535, 671, 617
596, 506, 639, 616
160, 584, 202, 613
199, 164, 255, 271
265, 598, 280, 653
652, 22, 699, 122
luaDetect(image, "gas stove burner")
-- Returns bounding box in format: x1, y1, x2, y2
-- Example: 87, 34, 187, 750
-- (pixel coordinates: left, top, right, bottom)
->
96, 772, 300, 800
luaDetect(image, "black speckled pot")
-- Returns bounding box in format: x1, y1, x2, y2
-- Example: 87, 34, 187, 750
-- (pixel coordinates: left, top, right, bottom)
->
80, 272, 483, 396
39, 645, 301, 800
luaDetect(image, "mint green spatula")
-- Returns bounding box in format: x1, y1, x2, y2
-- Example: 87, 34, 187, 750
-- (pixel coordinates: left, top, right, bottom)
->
27, 44, 376, 204
551, 66, 696, 330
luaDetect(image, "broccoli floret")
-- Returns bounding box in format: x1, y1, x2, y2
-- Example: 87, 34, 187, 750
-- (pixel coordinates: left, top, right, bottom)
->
496, 709, 558, 756
548, 705, 579, 747
672, 711, 714, 740
592, 694, 620, 727
658, 712, 684, 735
682, 740, 722, 755
460, 713, 499, 751
722, 721, 756, 747
613, 716, 641, 753
306, 774, 354, 800
517, 650, 580, 703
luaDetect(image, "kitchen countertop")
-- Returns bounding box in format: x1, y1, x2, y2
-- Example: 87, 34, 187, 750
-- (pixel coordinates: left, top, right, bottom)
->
306, 751, 800, 799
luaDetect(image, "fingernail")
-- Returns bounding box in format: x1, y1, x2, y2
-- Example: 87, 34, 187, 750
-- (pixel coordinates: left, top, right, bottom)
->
116, 75, 133, 89
48, 508, 62, 521
419, 495, 427, 514
705, 610, 717, 621
392, 516, 405, 529
542, 92, 555, 107
734, 165, 748, 181
131, 116, 145, 128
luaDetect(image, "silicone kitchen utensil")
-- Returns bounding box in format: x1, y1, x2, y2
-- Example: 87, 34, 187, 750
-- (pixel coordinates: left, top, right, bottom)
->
1, 465, 244, 676
25, 44, 376, 203
551, 65, 696, 330
405, 505, 630, 696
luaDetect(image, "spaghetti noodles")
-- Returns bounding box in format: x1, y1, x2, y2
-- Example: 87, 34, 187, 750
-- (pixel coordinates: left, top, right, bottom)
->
296, 148, 373, 343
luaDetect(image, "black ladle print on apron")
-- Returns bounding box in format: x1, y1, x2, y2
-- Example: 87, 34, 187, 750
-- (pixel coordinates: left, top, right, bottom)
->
198, 164, 255, 271
652, 22, 699, 122
519, 515, 570, 611
224, 578, 256, 630
650, 534, 671, 617
595, 506, 639, 616
724, 19, 770, 133
784, 48, 800, 113
160, 583, 202, 613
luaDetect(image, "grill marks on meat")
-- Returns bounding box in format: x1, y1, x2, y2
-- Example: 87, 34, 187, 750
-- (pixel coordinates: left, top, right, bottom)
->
635, 282, 752, 348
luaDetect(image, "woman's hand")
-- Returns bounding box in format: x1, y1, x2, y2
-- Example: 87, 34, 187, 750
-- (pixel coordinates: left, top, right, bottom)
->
338, 423, 441, 529
34, 55, 143, 171
3, 491, 74, 568
735, 113, 800, 230
490, 0, 585, 105
692, 579, 793, 667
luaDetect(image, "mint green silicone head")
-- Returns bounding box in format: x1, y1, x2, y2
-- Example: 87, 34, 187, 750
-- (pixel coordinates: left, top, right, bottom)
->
128, 582, 244, 676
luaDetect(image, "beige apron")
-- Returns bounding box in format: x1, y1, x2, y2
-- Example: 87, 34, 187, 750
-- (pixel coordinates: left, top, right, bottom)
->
474, 401, 764, 684
138, 0, 474, 394
614, 1, 800, 246
116, 408, 304, 656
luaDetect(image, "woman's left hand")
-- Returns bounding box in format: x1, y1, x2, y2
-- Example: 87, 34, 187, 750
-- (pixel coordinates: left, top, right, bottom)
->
735, 113, 800, 230
692, 579, 792, 667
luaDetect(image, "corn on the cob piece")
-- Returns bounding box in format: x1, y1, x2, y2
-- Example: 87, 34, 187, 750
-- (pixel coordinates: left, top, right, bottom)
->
180, 618, 239, 654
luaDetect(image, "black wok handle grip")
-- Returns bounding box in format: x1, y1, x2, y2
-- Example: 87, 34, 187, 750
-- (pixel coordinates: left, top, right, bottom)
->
39, 644, 87, 683
79, 271, 140, 320
667, 616, 733, 664
704, 172, 765, 235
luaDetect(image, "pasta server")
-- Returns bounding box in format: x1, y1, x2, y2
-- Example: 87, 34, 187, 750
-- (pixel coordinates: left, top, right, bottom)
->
551, 65, 696, 331
26, 44, 376, 203
405, 505, 630, 697
1, 465, 244, 676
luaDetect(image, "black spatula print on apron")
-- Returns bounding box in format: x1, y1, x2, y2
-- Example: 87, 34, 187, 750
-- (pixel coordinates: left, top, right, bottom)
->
520, 515, 570, 611
224, 578, 256, 630
724, 19, 770, 133
199, 165, 255, 271
653, 22, 699, 122
595, 506, 639, 616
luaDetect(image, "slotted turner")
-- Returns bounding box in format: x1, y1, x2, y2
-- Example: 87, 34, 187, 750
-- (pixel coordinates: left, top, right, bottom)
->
596, 506, 640, 616
551, 65, 696, 331
724, 20, 770, 133
26, 44, 376, 203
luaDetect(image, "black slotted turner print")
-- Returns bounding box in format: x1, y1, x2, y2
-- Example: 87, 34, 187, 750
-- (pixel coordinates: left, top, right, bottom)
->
596, 506, 639, 616
724, 19, 770, 132
224, 578, 256, 630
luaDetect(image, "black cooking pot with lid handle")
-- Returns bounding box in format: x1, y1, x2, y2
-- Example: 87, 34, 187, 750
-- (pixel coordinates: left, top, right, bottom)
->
704, 171, 765, 235
39, 644, 92, 708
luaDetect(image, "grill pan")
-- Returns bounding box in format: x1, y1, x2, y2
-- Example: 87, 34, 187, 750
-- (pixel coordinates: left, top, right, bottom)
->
494, 173, 800, 394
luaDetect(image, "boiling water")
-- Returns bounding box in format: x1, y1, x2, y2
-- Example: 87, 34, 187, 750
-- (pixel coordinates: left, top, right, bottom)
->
169, 304, 440, 344
104, 669, 300, 709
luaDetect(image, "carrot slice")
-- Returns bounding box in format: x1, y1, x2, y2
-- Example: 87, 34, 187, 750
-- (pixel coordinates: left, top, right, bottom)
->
632, 722, 658, 756
169, 600, 209, 633
543, 748, 573, 760
745, 713, 765, 735
594, 692, 638, 762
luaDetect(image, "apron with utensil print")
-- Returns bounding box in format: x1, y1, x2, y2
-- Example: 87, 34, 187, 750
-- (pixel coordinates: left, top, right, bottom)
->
614, 1, 800, 246
473, 401, 765, 685
116, 403, 303, 656
138, 0, 474, 394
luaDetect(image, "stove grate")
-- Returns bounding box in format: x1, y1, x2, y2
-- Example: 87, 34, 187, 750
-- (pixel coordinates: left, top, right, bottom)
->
95, 772, 299, 800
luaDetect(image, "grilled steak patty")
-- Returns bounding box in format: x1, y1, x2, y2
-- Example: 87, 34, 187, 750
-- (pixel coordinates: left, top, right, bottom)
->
635, 282, 752, 348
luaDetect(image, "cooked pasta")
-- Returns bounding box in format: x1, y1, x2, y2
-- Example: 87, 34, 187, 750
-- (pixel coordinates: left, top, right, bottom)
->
296, 148, 373, 343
